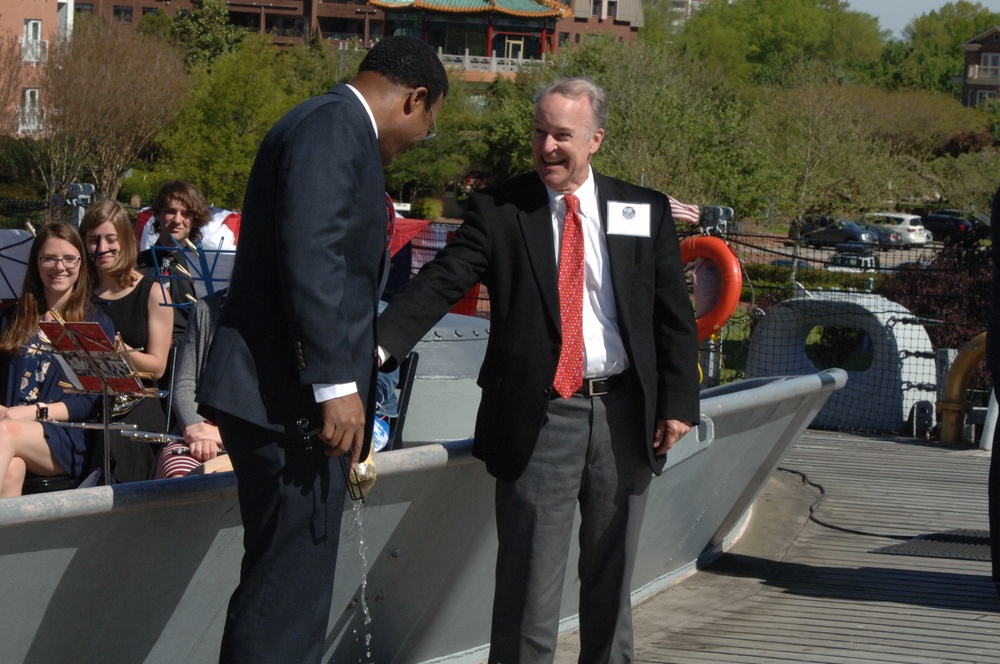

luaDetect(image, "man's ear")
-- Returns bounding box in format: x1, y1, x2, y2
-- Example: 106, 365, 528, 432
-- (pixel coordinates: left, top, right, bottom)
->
406, 87, 430, 115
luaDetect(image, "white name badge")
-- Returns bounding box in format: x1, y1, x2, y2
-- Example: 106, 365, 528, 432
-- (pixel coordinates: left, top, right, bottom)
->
607, 201, 651, 237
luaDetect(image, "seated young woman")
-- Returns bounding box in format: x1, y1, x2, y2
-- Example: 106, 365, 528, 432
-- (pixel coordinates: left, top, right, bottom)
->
0, 222, 114, 497
80, 201, 173, 483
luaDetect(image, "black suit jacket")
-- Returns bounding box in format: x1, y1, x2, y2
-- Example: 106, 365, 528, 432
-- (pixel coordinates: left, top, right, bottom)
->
379, 171, 700, 481
198, 84, 385, 452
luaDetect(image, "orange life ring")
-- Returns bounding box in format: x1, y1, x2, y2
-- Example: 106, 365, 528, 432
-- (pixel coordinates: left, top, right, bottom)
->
680, 235, 742, 340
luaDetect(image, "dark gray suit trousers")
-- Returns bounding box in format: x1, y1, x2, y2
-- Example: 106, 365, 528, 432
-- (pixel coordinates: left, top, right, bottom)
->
489, 377, 651, 663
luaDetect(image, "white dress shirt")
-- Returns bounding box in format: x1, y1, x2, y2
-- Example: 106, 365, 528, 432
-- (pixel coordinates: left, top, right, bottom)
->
546, 168, 629, 378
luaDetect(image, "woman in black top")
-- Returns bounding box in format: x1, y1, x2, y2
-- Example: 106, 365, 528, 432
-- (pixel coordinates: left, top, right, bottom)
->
80, 201, 173, 482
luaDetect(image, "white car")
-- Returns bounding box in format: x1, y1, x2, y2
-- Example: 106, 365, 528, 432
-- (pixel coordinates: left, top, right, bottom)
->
860, 212, 930, 248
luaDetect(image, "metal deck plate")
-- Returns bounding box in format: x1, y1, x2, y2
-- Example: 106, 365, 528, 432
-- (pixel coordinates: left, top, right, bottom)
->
873, 528, 992, 561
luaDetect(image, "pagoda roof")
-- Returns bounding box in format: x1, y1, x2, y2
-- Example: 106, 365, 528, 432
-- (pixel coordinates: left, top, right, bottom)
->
368, 0, 572, 19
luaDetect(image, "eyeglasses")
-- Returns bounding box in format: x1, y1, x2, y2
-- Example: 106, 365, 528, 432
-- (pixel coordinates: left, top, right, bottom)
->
423, 111, 438, 142
39, 255, 82, 268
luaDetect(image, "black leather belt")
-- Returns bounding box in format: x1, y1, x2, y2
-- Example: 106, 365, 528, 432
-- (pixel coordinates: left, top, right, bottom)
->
549, 372, 628, 399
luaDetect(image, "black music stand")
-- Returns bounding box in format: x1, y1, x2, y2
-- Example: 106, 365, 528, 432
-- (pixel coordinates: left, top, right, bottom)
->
40, 318, 159, 486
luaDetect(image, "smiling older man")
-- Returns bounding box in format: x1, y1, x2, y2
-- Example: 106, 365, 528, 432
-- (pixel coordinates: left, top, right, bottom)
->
379, 76, 699, 661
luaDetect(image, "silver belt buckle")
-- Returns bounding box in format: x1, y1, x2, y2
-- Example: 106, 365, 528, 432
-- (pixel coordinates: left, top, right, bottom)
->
587, 377, 607, 397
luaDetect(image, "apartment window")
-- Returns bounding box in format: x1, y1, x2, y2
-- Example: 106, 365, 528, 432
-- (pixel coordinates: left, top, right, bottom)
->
607, 0, 617, 19
76, 4, 94, 12
558, 32, 569, 47
18, 88, 44, 135
976, 90, 997, 107
24, 19, 42, 42
592, 0, 601, 16
21, 20, 46, 64
983, 53, 1000, 68
113, 5, 133, 22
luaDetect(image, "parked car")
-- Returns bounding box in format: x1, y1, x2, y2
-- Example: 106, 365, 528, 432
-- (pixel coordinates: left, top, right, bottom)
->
859, 212, 929, 248
825, 251, 880, 273
856, 221, 904, 250
769, 258, 814, 270
921, 213, 975, 245
797, 218, 878, 248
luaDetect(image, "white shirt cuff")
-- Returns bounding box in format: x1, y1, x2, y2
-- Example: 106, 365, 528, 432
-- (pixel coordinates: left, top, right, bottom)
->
313, 382, 358, 403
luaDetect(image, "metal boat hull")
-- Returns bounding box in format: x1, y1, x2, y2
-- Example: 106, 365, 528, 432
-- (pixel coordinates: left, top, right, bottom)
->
0, 370, 845, 663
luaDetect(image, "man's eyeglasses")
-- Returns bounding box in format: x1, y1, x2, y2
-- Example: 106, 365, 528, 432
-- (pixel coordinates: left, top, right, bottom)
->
423, 111, 438, 142
39, 255, 82, 268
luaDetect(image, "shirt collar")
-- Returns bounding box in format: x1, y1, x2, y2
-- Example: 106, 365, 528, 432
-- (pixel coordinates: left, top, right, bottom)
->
545, 167, 598, 216
345, 83, 377, 139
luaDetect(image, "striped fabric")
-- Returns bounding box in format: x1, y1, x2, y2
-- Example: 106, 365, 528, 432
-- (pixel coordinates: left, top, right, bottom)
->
153, 441, 202, 479
668, 195, 701, 225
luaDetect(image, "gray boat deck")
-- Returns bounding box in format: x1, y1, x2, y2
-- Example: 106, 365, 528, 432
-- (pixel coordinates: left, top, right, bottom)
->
555, 429, 999, 663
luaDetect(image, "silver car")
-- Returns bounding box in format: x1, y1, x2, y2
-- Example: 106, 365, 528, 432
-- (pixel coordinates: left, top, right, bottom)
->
861, 212, 930, 248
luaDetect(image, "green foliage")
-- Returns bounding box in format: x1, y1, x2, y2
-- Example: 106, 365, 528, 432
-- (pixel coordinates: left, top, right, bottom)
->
410, 197, 444, 220
385, 75, 483, 200
675, 0, 884, 88
743, 263, 880, 291
137, 9, 179, 45
858, 1, 1000, 93
174, 0, 247, 68
284, 41, 366, 97
156, 37, 300, 208
0, 137, 43, 198
476, 76, 536, 185
117, 168, 160, 207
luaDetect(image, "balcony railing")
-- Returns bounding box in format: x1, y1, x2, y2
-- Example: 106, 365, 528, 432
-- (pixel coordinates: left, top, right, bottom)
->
967, 64, 1000, 82
17, 107, 44, 135
20, 39, 48, 64
439, 50, 546, 75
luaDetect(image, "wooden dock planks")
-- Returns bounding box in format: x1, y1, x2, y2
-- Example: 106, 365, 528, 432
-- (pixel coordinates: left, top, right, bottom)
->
555, 430, 999, 663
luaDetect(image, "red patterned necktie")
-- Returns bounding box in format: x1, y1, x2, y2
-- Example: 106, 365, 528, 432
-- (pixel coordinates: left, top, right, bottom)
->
553, 193, 585, 399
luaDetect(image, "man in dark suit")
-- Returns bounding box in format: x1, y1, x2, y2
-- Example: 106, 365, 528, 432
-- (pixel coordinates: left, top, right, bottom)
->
988, 185, 1000, 598
378, 77, 700, 662
196, 37, 447, 663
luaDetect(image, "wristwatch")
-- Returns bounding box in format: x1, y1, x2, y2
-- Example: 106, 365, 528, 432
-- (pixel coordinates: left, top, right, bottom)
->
35, 403, 48, 421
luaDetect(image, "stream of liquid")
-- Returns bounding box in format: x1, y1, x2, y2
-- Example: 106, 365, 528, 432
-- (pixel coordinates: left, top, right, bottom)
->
352, 499, 373, 663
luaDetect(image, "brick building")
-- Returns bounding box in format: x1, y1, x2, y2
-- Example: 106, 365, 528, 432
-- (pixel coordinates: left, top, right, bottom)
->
960, 25, 1000, 108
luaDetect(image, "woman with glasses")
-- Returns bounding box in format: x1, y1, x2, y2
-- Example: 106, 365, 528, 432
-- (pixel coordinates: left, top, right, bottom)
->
80, 200, 173, 483
0, 222, 114, 497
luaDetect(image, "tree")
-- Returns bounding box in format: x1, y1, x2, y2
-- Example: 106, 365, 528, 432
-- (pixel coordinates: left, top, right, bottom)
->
157, 37, 299, 208
173, 0, 247, 68
474, 75, 536, 187
0, 33, 23, 136
864, 2, 1000, 94
753, 80, 894, 218
41, 17, 189, 201
675, 0, 884, 88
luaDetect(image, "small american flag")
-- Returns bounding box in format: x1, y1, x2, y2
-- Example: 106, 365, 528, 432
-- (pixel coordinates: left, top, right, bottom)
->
668, 195, 701, 225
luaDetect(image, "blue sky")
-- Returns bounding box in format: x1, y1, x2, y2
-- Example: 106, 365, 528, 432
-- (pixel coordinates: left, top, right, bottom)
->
847, 0, 1000, 39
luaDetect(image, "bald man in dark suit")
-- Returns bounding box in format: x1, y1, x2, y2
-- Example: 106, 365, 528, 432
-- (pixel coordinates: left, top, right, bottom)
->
197, 37, 447, 663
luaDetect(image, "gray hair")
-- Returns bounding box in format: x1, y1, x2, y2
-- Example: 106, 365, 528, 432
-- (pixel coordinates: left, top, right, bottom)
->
535, 76, 608, 136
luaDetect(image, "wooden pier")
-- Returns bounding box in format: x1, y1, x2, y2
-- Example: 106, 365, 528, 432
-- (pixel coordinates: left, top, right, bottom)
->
556, 430, 999, 663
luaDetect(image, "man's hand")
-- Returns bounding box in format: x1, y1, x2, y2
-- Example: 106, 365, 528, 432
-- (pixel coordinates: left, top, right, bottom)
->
320, 393, 366, 464
183, 422, 224, 462
652, 418, 692, 456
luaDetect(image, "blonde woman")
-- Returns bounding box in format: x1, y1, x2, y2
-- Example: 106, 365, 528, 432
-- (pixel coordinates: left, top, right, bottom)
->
80, 200, 173, 482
